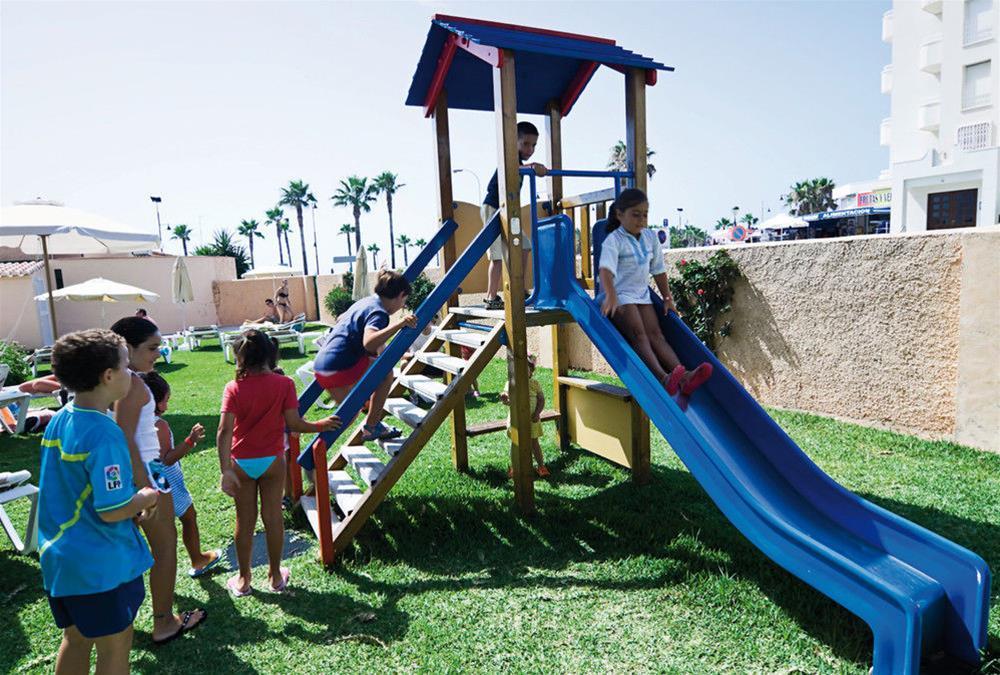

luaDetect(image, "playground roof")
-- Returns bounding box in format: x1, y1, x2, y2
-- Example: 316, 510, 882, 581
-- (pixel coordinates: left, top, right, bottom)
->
406, 15, 673, 117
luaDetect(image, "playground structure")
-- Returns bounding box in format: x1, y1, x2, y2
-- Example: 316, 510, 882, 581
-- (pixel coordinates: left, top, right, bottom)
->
287, 15, 991, 674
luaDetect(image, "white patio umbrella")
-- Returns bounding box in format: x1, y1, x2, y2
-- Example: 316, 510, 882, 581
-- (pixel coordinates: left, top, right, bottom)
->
1, 200, 159, 338
172, 257, 194, 331
761, 213, 808, 229
352, 248, 371, 300
34, 277, 159, 327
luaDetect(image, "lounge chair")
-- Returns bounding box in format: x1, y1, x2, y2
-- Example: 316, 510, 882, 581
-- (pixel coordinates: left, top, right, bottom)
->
0, 470, 39, 555
28, 346, 53, 377
184, 325, 220, 350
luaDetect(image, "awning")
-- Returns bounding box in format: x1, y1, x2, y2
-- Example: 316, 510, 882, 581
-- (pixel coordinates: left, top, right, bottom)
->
804, 207, 891, 222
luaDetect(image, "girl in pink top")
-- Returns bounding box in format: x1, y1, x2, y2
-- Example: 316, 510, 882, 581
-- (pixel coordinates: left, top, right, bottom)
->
217, 329, 339, 596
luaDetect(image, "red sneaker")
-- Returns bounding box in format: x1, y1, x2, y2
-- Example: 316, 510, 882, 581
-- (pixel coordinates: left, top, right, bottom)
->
664, 365, 686, 396
681, 363, 714, 396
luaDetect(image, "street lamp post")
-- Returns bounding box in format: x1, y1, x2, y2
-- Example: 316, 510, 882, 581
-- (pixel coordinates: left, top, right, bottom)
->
732, 205, 740, 228
150, 196, 163, 251
676, 207, 683, 230
452, 168, 482, 203
311, 204, 319, 274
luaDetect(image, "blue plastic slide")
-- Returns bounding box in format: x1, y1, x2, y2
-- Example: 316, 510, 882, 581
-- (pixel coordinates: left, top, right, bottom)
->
534, 214, 990, 674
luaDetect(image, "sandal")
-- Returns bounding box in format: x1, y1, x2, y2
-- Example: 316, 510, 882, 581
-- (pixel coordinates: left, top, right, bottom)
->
226, 576, 252, 598
152, 609, 208, 645
188, 549, 223, 578
484, 296, 504, 310
269, 567, 291, 593
362, 422, 402, 442
663, 365, 686, 396
681, 363, 714, 396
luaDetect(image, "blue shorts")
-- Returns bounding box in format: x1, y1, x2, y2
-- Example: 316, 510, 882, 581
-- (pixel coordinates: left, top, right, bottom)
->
48, 575, 145, 638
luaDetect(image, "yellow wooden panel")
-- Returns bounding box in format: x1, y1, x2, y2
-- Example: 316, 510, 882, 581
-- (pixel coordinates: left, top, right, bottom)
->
565, 387, 633, 468
451, 201, 544, 296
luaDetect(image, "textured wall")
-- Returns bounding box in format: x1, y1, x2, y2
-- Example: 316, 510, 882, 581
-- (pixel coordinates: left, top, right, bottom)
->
214, 275, 317, 327
531, 229, 999, 452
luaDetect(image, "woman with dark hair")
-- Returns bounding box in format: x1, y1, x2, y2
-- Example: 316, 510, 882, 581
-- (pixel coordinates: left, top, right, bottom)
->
597, 189, 713, 397
110, 316, 207, 645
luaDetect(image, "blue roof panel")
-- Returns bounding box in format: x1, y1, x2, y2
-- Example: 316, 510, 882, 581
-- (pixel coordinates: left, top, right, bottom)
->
406, 16, 673, 115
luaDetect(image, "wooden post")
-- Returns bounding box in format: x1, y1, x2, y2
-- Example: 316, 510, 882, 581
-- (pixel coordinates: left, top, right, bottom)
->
40, 235, 58, 339
625, 68, 648, 193
546, 100, 571, 452
433, 91, 469, 472
494, 50, 534, 514
312, 438, 334, 565
579, 205, 591, 282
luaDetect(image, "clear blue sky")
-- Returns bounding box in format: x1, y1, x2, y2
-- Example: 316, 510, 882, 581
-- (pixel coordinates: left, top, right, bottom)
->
1, 0, 890, 271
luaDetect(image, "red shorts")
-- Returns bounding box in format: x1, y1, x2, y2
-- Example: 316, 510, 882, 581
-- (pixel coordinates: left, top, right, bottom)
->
315, 357, 371, 390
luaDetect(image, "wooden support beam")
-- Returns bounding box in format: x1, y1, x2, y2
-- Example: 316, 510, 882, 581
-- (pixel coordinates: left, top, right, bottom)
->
625, 67, 648, 193
466, 410, 560, 437
579, 204, 591, 282
545, 100, 563, 213
545, 99, 570, 452
493, 49, 534, 514
312, 438, 334, 565
432, 91, 457, 309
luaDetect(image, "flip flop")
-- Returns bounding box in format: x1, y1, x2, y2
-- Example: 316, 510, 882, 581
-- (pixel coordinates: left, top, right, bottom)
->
664, 365, 686, 396
681, 363, 714, 396
152, 608, 208, 646
226, 576, 252, 598
188, 549, 224, 578
269, 567, 290, 593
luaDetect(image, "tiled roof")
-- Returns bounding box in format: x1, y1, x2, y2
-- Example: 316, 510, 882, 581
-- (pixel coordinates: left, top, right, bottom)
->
0, 261, 44, 278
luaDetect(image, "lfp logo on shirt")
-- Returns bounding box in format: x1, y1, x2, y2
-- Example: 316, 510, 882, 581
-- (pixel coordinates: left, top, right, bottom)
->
104, 464, 123, 491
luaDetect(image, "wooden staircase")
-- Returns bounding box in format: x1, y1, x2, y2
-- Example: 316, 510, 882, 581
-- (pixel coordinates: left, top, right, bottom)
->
299, 312, 504, 564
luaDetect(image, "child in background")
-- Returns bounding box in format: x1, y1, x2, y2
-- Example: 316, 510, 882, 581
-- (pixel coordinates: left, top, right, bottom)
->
499, 354, 549, 478
140, 371, 222, 578
38, 329, 158, 674
597, 188, 713, 397
218, 330, 340, 596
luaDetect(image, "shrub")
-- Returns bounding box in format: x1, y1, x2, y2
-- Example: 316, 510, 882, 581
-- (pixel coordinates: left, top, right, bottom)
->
341, 269, 354, 291
405, 273, 436, 312
0, 340, 33, 386
666, 250, 740, 352
324, 286, 354, 319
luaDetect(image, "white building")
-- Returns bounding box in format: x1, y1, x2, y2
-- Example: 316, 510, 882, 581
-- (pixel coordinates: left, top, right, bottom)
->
881, 0, 998, 232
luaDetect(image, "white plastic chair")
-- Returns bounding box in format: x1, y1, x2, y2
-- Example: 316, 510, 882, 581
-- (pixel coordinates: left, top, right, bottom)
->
0, 471, 39, 555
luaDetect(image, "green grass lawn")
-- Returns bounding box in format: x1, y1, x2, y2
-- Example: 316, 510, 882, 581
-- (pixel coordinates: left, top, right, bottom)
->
2, 341, 998, 674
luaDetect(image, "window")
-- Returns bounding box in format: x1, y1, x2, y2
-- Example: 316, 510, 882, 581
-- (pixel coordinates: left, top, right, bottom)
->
962, 60, 992, 109
54, 269, 64, 289
927, 189, 978, 230
965, 0, 994, 44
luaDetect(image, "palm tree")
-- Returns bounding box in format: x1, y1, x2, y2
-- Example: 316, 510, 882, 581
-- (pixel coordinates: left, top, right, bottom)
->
413, 237, 428, 268
194, 229, 250, 277
607, 140, 657, 179
784, 178, 837, 216
278, 180, 318, 275
238, 219, 264, 268
331, 175, 378, 252
740, 213, 759, 227
714, 217, 733, 231
265, 207, 285, 265
396, 234, 412, 267
339, 223, 355, 258
277, 219, 293, 268
170, 224, 193, 256
373, 171, 406, 268
367, 243, 380, 268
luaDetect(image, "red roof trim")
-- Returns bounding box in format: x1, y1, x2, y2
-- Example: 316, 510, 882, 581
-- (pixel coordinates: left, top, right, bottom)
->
606, 63, 658, 86
433, 14, 616, 46
560, 61, 599, 117
424, 34, 459, 118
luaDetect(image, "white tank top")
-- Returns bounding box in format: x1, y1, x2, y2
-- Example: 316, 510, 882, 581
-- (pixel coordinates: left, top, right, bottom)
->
132, 371, 161, 463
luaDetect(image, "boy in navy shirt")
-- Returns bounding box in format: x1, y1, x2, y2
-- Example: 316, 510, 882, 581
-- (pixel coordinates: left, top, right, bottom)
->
481, 120, 548, 310
38, 329, 159, 674
313, 269, 416, 441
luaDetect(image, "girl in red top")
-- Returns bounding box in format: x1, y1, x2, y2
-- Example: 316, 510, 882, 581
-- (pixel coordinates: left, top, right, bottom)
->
217, 330, 339, 596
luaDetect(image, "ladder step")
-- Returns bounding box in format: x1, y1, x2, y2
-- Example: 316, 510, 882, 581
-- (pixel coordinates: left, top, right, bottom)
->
341, 446, 387, 486
299, 495, 340, 539
437, 329, 488, 349
415, 352, 467, 375
377, 438, 406, 458
398, 374, 448, 403
328, 470, 363, 516
384, 397, 428, 429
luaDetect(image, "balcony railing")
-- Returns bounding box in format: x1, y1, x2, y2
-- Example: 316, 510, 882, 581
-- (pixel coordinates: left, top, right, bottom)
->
918, 100, 942, 132
881, 65, 893, 94
882, 10, 893, 43
962, 91, 992, 110
880, 118, 892, 146
919, 35, 944, 74
957, 121, 994, 151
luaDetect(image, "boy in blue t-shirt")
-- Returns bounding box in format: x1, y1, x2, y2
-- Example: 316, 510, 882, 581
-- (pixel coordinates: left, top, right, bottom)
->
39, 329, 159, 674
313, 269, 416, 441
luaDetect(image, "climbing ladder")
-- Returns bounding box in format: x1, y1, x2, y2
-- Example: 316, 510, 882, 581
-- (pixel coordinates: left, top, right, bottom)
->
299, 312, 504, 563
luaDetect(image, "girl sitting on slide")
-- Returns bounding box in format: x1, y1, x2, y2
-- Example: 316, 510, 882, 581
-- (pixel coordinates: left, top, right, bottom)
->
598, 188, 713, 397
